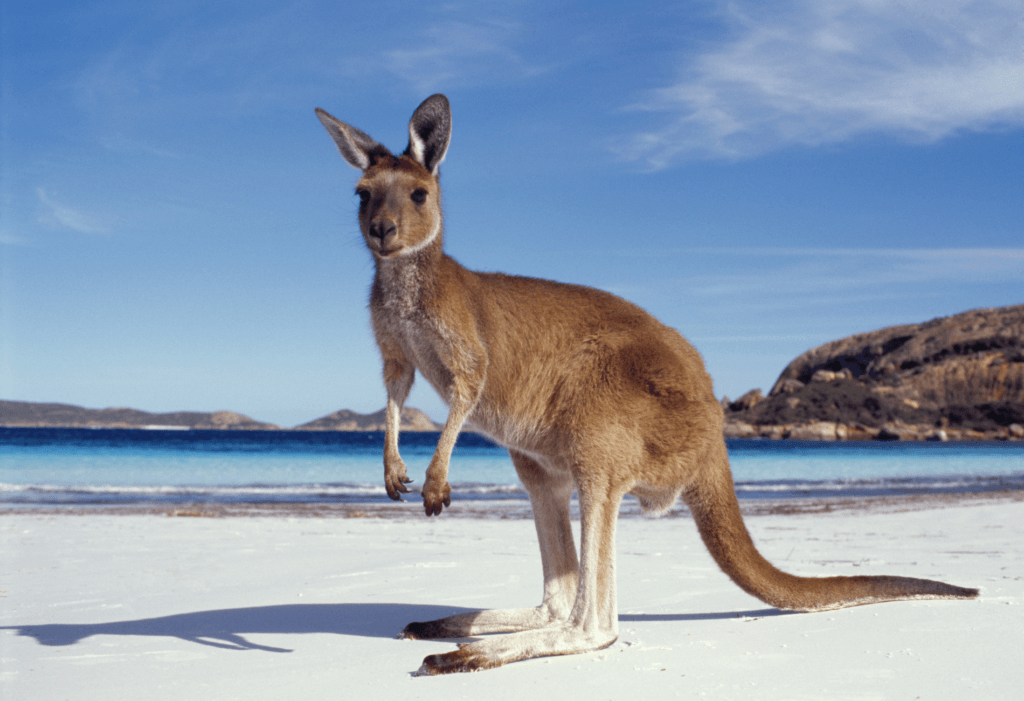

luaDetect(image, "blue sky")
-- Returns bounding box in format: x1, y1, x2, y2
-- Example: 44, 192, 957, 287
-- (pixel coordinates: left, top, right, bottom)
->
2, 0, 1022, 427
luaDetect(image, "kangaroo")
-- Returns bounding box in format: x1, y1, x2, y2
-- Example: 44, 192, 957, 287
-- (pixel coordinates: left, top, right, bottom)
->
314, 94, 979, 675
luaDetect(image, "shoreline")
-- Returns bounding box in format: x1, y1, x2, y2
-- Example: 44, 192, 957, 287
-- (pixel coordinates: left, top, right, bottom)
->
5, 422, 1023, 441
724, 419, 1024, 442
4, 487, 1021, 519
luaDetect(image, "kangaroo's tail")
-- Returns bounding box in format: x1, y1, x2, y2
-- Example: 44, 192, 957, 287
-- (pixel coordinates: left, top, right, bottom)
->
683, 440, 979, 612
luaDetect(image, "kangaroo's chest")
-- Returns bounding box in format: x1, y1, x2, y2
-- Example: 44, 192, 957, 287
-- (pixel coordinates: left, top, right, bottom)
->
397, 314, 448, 374
371, 274, 460, 398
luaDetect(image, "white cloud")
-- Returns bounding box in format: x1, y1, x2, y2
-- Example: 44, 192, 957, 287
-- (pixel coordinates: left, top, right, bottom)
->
619, 0, 1024, 165
36, 189, 111, 235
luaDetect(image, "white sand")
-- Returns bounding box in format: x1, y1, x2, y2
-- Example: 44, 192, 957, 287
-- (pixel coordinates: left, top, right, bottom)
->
2, 498, 1022, 700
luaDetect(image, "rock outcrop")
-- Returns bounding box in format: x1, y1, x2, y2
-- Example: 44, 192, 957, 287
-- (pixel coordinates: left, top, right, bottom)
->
723, 304, 1024, 440
294, 407, 441, 432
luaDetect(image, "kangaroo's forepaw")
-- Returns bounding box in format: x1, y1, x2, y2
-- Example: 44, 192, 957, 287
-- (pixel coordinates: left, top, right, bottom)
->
384, 463, 413, 501
415, 648, 498, 676
385, 479, 411, 501
421, 480, 451, 516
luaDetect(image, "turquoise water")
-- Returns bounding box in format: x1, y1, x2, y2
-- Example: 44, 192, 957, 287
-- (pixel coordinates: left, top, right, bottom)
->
1, 428, 1022, 506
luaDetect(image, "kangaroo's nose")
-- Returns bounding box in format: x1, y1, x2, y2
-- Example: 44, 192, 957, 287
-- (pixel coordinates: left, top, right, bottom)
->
369, 220, 396, 242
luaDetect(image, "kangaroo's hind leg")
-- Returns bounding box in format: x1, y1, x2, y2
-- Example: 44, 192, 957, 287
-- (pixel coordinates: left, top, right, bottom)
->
400, 450, 579, 640
415, 458, 624, 674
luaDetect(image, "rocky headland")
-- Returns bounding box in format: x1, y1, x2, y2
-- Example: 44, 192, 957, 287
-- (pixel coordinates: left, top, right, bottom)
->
722, 304, 1024, 441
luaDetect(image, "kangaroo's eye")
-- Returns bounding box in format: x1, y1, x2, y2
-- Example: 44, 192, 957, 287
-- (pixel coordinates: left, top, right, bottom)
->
356, 189, 370, 206
410, 189, 428, 205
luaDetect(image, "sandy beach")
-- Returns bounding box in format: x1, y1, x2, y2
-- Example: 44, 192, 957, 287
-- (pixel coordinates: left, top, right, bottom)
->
3, 493, 1022, 700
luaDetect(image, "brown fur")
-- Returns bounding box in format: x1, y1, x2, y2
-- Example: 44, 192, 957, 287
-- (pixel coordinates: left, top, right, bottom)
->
315, 95, 979, 675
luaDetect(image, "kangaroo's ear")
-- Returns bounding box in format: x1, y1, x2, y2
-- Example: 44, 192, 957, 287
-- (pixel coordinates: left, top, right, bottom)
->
315, 108, 393, 171
405, 94, 451, 176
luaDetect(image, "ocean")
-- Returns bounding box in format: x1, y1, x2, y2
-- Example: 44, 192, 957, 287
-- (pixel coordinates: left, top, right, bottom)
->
1, 427, 1022, 508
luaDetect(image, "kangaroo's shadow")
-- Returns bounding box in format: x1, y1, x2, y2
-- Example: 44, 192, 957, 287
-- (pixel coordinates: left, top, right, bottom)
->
3, 605, 796, 654
1, 603, 475, 653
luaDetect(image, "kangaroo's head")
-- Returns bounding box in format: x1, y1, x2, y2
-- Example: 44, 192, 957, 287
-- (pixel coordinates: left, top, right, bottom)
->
316, 95, 451, 260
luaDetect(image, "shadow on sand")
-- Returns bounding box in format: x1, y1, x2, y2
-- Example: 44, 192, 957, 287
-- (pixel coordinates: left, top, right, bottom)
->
1, 603, 476, 652
3, 605, 796, 653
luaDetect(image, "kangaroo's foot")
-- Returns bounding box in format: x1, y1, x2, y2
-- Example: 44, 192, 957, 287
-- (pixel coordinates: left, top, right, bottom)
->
413, 625, 618, 675
400, 605, 568, 639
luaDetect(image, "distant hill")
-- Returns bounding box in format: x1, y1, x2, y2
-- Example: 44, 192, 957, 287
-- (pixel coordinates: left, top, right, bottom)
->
723, 304, 1024, 440
295, 407, 442, 432
0, 399, 444, 432
0, 400, 279, 431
